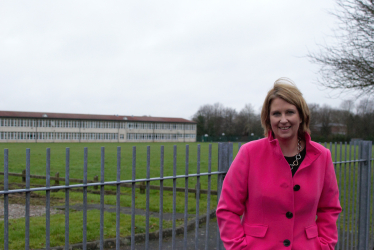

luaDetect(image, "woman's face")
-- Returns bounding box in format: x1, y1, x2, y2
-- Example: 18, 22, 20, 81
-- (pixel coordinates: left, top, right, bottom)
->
269, 97, 302, 141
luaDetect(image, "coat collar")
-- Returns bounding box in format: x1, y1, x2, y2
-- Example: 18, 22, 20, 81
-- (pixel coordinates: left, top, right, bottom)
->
267, 131, 322, 170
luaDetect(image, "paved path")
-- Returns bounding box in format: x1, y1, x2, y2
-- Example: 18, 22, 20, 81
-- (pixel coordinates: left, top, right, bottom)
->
55, 204, 193, 220
115, 218, 220, 250
56, 204, 222, 250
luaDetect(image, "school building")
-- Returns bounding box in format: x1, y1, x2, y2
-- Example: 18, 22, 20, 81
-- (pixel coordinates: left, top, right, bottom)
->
0, 111, 197, 143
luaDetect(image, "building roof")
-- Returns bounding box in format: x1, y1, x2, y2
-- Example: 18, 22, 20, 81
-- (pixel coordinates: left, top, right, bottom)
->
0, 111, 196, 124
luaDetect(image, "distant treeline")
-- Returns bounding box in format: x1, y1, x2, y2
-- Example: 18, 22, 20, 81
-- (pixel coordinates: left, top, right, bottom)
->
192, 98, 374, 142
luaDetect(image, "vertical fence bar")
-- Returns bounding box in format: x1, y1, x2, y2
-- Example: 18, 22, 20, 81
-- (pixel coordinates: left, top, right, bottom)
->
46, 148, 51, 250
100, 147, 105, 250
83, 148, 88, 250
337, 142, 342, 250
335, 142, 344, 249
4, 149, 8, 250
116, 147, 121, 250
195, 144, 201, 250
347, 142, 352, 250
205, 144, 212, 250
342, 142, 347, 249
184, 145, 189, 250
172, 145, 177, 249
357, 141, 372, 250
354, 141, 359, 249
334, 142, 337, 173
159, 146, 164, 250
145, 146, 151, 249
228, 142, 233, 166
238, 142, 241, 151
345, 142, 350, 249
372, 144, 374, 250
65, 148, 70, 250
131, 146, 136, 250
372, 153, 374, 250
217, 143, 222, 250
25, 148, 30, 250
350, 141, 355, 250
217, 143, 230, 250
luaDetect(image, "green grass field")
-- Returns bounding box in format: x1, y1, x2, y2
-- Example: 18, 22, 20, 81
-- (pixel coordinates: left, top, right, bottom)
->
0, 142, 238, 187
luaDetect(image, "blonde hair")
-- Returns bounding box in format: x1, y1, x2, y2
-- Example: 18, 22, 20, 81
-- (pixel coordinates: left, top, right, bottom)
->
260, 77, 310, 137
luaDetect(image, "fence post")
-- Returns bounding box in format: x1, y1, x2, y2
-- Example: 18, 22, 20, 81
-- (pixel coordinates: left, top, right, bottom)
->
194, 182, 201, 199
140, 181, 145, 194
94, 175, 98, 190
54, 172, 59, 186
228, 142, 233, 166
22, 169, 26, 182
217, 142, 233, 250
357, 140, 372, 250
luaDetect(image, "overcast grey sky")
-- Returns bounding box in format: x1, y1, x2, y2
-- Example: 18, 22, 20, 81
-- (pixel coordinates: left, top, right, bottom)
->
1, 0, 346, 120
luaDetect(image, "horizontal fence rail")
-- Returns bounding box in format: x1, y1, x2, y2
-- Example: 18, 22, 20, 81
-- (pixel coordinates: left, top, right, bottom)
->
0, 171, 219, 196
1, 140, 373, 250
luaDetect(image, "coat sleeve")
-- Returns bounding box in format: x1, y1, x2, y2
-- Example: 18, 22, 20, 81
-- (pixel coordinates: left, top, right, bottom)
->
216, 145, 250, 250
316, 150, 342, 250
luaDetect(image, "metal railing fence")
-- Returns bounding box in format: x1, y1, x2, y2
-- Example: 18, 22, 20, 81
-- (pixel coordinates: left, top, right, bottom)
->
0, 140, 373, 250
326, 140, 373, 250
1, 144, 228, 250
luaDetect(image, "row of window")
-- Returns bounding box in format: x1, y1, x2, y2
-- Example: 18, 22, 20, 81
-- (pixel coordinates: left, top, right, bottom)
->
0, 132, 118, 140
127, 123, 195, 130
0, 132, 196, 141
126, 133, 196, 140
0, 119, 196, 130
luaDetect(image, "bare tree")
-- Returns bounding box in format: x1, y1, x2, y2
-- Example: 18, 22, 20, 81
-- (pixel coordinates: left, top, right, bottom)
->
192, 103, 228, 137
354, 97, 374, 138
192, 103, 262, 138
308, 0, 374, 95
340, 99, 355, 113
308, 103, 321, 135
235, 104, 255, 135
356, 97, 374, 115
221, 107, 238, 136
339, 99, 356, 137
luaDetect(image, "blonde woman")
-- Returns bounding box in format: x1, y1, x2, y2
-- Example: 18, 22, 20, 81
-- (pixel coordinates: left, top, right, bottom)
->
217, 78, 341, 249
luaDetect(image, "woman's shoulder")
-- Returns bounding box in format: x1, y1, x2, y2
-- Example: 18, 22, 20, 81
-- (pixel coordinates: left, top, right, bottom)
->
240, 137, 268, 151
309, 140, 327, 150
308, 140, 332, 158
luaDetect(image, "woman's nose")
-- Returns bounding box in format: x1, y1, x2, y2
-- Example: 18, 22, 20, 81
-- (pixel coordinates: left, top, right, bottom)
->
280, 115, 287, 123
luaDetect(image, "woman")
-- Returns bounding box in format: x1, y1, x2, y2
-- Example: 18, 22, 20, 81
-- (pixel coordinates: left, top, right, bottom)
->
216, 78, 341, 249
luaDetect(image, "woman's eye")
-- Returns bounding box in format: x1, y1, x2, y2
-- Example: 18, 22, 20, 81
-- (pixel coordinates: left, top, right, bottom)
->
287, 110, 295, 114
272, 112, 280, 116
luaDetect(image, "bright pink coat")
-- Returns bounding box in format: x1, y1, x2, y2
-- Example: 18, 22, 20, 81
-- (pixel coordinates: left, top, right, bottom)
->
216, 133, 341, 249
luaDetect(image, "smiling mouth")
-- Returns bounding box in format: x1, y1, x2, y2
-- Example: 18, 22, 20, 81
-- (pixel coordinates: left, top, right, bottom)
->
279, 126, 291, 130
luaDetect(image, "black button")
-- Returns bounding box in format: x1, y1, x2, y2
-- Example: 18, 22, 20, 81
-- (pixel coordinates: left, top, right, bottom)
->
293, 185, 300, 191
286, 212, 293, 218
283, 239, 291, 247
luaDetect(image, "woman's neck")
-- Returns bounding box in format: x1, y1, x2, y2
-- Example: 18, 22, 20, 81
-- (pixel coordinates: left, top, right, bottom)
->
278, 137, 300, 157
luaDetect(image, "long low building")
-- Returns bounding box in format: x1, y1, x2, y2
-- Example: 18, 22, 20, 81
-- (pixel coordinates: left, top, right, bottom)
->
0, 111, 197, 143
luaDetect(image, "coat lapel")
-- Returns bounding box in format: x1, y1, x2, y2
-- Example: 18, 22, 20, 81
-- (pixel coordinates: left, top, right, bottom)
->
298, 133, 321, 171
267, 132, 322, 172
